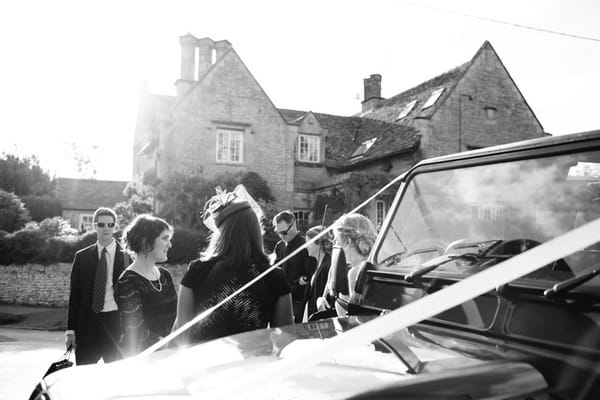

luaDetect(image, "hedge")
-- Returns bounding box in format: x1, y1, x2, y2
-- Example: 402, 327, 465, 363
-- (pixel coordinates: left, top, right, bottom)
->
0, 228, 209, 266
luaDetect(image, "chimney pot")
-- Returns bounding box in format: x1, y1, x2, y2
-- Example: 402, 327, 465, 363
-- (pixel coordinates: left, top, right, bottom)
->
179, 34, 197, 82
361, 74, 384, 113
196, 37, 215, 79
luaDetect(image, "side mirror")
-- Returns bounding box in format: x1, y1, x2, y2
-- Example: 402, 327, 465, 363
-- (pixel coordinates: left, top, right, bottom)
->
354, 260, 374, 295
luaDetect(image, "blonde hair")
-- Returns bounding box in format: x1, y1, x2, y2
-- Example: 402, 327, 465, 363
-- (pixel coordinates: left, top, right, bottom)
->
334, 213, 377, 257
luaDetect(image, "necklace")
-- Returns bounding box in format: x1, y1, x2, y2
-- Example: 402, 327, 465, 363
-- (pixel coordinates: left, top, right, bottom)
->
148, 268, 162, 292
131, 265, 162, 292
149, 275, 162, 292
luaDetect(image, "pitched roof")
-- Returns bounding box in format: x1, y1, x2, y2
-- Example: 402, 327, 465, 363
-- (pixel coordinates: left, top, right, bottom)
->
360, 61, 470, 123
279, 109, 420, 168
278, 109, 306, 125
55, 178, 128, 211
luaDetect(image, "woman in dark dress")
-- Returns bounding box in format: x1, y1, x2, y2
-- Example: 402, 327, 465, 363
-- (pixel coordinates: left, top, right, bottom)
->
175, 188, 293, 344
116, 214, 177, 357
303, 225, 333, 321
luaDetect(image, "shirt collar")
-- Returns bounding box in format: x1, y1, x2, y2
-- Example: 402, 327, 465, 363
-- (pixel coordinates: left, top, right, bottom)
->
97, 239, 116, 256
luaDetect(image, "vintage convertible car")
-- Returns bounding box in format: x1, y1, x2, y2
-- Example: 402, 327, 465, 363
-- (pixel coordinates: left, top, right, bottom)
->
30, 130, 600, 399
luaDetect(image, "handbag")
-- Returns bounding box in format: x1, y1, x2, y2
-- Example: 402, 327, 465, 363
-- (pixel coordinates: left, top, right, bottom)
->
43, 346, 74, 378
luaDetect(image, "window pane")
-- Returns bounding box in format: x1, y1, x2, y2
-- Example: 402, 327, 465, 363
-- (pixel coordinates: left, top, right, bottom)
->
217, 128, 243, 163
422, 88, 444, 109
298, 135, 320, 163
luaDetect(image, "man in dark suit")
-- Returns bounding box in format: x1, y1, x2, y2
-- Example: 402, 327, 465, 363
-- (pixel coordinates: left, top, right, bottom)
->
273, 210, 314, 323
66, 207, 127, 365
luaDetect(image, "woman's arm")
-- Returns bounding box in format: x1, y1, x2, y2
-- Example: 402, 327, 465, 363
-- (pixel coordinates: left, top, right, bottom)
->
271, 293, 294, 327
116, 279, 147, 358
174, 285, 195, 344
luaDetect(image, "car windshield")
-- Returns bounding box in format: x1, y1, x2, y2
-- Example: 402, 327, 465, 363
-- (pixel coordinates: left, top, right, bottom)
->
376, 148, 600, 290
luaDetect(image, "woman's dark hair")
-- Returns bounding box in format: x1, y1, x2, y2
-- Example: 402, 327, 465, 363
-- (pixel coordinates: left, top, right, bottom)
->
122, 214, 172, 255
202, 203, 268, 267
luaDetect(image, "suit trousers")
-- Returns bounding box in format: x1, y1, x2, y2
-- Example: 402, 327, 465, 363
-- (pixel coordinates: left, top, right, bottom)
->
75, 311, 121, 365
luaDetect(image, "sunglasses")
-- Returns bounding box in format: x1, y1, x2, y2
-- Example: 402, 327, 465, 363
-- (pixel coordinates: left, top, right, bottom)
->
95, 222, 116, 228
276, 224, 293, 236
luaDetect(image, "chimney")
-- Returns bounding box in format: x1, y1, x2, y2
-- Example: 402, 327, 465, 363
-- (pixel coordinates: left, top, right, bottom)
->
214, 40, 232, 61
361, 74, 384, 113
179, 34, 196, 81
196, 37, 215, 79
176, 33, 198, 99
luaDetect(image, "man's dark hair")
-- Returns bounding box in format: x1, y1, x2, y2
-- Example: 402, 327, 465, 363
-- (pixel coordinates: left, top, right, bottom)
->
93, 207, 117, 224
272, 210, 295, 227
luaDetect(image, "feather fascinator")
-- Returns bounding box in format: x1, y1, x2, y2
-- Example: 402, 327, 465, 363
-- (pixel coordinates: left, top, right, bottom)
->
202, 185, 264, 231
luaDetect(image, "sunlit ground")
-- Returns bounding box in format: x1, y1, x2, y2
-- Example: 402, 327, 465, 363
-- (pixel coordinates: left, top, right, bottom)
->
0, 329, 63, 400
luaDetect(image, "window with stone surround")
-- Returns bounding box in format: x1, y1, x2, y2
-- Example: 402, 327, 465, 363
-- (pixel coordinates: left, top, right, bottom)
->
216, 128, 243, 163
298, 134, 320, 163
294, 210, 310, 227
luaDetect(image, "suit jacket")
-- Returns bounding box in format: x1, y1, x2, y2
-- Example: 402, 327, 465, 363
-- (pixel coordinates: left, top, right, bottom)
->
274, 233, 313, 301
67, 242, 127, 345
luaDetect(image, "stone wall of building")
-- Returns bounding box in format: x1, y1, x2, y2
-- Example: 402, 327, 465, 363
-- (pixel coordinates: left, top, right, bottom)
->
161, 50, 296, 208
420, 45, 545, 160
0, 264, 188, 307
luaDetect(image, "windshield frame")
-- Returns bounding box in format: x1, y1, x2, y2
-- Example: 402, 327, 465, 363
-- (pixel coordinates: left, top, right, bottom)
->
371, 133, 600, 292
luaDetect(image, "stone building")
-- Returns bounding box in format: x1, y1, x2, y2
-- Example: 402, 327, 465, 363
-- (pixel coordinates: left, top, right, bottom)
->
134, 35, 545, 228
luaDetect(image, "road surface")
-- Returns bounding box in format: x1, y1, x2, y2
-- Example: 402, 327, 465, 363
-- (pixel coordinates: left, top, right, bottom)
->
0, 328, 64, 400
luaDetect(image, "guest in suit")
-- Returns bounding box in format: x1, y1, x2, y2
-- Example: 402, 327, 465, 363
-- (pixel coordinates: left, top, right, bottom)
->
66, 207, 128, 365
272, 210, 314, 323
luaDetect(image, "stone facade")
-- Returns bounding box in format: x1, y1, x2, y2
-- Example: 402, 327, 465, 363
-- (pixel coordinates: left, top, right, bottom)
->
134, 37, 546, 226
414, 43, 544, 159
0, 264, 187, 307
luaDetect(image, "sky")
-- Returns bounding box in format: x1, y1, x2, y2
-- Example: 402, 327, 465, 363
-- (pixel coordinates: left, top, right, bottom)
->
0, 0, 599, 182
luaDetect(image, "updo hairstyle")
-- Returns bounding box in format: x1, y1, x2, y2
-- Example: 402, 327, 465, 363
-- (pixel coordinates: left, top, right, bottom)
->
305, 225, 333, 255
334, 213, 377, 257
122, 214, 172, 256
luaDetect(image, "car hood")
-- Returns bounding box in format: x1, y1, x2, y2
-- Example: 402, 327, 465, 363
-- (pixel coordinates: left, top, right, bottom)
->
44, 316, 547, 399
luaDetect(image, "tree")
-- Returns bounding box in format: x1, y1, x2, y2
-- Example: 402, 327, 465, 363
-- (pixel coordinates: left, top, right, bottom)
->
0, 189, 31, 232
68, 142, 97, 179
24, 216, 77, 237
155, 170, 276, 231
20, 194, 62, 222
0, 153, 54, 196
155, 171, 209, 230
114, 179, 154, 227
241, 172, 275, 202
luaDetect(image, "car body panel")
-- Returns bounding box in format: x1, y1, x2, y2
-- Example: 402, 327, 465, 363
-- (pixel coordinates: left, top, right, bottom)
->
41, 316, 548, 399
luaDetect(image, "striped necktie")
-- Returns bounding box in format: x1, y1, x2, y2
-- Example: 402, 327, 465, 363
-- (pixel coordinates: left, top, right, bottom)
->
92, 247, 107, 313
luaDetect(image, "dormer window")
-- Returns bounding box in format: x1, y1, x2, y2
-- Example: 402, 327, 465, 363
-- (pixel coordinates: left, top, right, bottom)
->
395, 100, 417, 121
298, 134, 320, 163
350, 137, 377, 159
422, 88, 445, 109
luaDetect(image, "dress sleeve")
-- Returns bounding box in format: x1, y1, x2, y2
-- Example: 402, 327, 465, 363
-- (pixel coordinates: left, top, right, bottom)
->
115, 274, 149, 357
266, 266, 291, 297
181, 259, 211, 289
